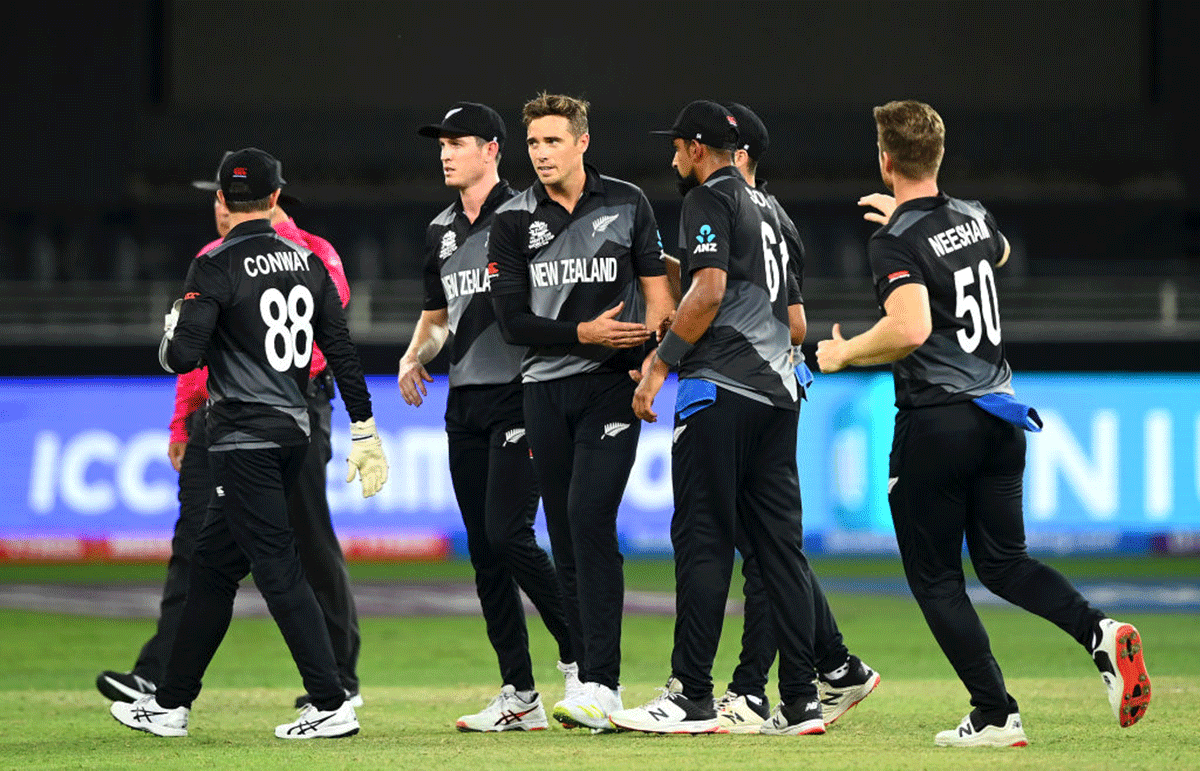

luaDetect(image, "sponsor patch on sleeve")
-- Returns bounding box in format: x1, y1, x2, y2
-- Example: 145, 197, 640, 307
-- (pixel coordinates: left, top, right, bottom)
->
887, 270, 910, 283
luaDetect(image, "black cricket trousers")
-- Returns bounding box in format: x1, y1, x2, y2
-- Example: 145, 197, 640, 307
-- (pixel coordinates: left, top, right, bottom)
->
889, 401, 1104, 723
523, 371, 641, 690
156, 444, 345, 712
727, 518, 848, 699
446, 382, 573, 691
670, 385, 818, 707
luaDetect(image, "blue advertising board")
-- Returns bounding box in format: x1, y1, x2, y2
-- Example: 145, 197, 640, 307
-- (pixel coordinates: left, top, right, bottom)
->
1, 373, 1198, 557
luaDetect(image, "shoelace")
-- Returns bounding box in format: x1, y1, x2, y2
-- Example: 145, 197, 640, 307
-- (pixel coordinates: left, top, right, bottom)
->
713, 691, 738, 710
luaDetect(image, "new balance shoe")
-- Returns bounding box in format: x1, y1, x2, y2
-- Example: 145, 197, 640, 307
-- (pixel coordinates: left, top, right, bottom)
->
551, 680, 623, 731
935, 712, 1027, 747
96, 671, 156, 703
713, 689, 770, 734
456, 685, 549, 732
295, 688, 364, 709
110, 695, 188, 737
276, 700, 360, 739
609, 677, 726, 734
818, 655, 881, 726
1092, 618, 1151, 727
758, 697, 826, 736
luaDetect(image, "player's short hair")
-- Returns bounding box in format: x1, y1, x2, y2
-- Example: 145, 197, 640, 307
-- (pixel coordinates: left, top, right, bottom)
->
471, 135, 502, 163
225, 194, 274, 213
522, 92, 589, 138
873, 100, 945, 180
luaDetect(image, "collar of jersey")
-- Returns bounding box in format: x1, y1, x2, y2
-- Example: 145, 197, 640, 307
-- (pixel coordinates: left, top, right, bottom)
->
452, 179, 515, 221
892, 191, 948, 216
224, 218, 275, 240
532, 163, 603, 205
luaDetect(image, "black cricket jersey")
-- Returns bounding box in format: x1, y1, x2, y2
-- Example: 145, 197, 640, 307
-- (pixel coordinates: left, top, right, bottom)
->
488, 164, 666, 383
162, 218, 372, 451
762, 184, 805, 307
869, 192, 1013, 409
676, 166, 798, 410
423, 180, 523, 388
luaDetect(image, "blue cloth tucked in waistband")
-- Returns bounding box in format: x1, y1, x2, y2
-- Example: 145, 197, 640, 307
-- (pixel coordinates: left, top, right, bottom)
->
795, 361, 814, 393
675, 378, 718, 420
972, 392, 1043, 432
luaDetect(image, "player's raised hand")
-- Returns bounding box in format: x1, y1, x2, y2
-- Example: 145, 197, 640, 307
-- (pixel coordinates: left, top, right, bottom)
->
816, 323, 850, 373
859, 193, 897, 225
577, 301, 653, 349
397, 356, 434, 407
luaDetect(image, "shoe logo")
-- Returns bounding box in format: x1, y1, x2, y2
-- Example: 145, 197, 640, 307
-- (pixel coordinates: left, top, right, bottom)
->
602, 422, 630, 439
289, 713, 336, 736
503, 428, 526, 447
725, 711, 745, 723
132, 706, 168, 723
647, 707, 670, 721
673, 425, 687, 443
579, 705, 602, 718
805, 701, 819, 712
591, 213, 620, 237
495, 708, 537, 726
958, 723, 975, 737
438, 230, 458, 261
528, 220, 554, 250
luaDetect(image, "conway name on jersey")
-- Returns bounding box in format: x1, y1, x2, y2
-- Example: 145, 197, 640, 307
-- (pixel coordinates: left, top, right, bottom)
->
423, 181, 523, 388
869, 192, 1013, 408
162, 219, 372, 450
488, 165, 665, 382
676, 166, 797, 410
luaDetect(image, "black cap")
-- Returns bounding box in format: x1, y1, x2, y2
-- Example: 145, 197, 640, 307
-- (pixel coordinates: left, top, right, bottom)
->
418, 102, 506, 146
724, 103, 769, 161
192, 148, 301, 206
650, 100, 739, 150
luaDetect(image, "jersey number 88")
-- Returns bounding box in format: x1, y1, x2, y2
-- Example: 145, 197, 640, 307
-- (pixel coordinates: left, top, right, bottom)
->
260, 285, 314, 372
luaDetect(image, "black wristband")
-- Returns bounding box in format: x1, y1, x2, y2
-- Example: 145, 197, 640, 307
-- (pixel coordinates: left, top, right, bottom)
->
656, 330, 693, 368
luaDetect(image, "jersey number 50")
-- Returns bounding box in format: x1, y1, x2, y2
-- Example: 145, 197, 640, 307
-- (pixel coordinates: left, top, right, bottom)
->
953, 259, 1001, 353
260, 285, 314, 372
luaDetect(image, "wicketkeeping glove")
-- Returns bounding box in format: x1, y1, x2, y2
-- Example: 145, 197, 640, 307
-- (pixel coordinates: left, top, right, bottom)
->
163, 298, 183, 339
346, 417, 388, 498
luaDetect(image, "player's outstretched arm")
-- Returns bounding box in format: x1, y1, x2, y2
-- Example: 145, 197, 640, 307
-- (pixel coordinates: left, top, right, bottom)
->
346, 416, 388, 498
398, 309, 449, 407
817, 284, 931, 372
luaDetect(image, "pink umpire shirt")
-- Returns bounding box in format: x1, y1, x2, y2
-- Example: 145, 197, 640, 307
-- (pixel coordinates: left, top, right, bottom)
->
168, 217, 351, 443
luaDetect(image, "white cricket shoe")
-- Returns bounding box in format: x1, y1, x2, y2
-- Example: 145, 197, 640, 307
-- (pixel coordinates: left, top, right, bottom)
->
934, 712, 1027, 747
818, 655, 881, 726
609, 677, 725, 734
714, 690, 769, 734
557, 660, 584, 701
110, 695, 188, 737
275, 700, 360, 739
1092, 618, 1151, 727
552, 680, 623, 731
758, 698, 826, 736
456, 685, 548, 732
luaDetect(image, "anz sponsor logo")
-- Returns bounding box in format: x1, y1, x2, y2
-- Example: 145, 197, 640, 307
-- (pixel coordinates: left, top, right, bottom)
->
441, 266, 492, 301
693, 224, 718, 254
529, 256, 619, 288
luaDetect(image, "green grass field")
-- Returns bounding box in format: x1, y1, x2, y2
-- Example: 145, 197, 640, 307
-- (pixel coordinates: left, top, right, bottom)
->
1, 557, 1196, 770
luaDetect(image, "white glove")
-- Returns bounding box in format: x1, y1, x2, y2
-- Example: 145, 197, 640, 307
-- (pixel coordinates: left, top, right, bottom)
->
346, 417, 388, 498
163, 299, 183, 340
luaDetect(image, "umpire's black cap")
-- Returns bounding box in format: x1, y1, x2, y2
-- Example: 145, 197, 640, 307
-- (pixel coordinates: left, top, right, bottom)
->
192, 148, 301, 206
724, 103, 769, 161
650, 100, 739, 150
418, 102, 507, 146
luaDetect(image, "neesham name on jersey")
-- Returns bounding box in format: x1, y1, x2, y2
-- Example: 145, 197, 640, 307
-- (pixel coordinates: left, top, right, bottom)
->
243, 250, 312, 277
529, 256, 618, 288
927, 218, 991, 257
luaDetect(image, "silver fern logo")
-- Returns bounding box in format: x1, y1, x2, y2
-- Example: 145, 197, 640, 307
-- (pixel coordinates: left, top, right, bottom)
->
438, 230, 457, 261
673, 425, 687, 443
502, 428, 526, 446
591, 213, 620, 237
602, 422, 630, 439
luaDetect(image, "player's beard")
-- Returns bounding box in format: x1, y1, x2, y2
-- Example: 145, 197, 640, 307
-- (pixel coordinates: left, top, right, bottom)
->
676, 169, 700, 197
